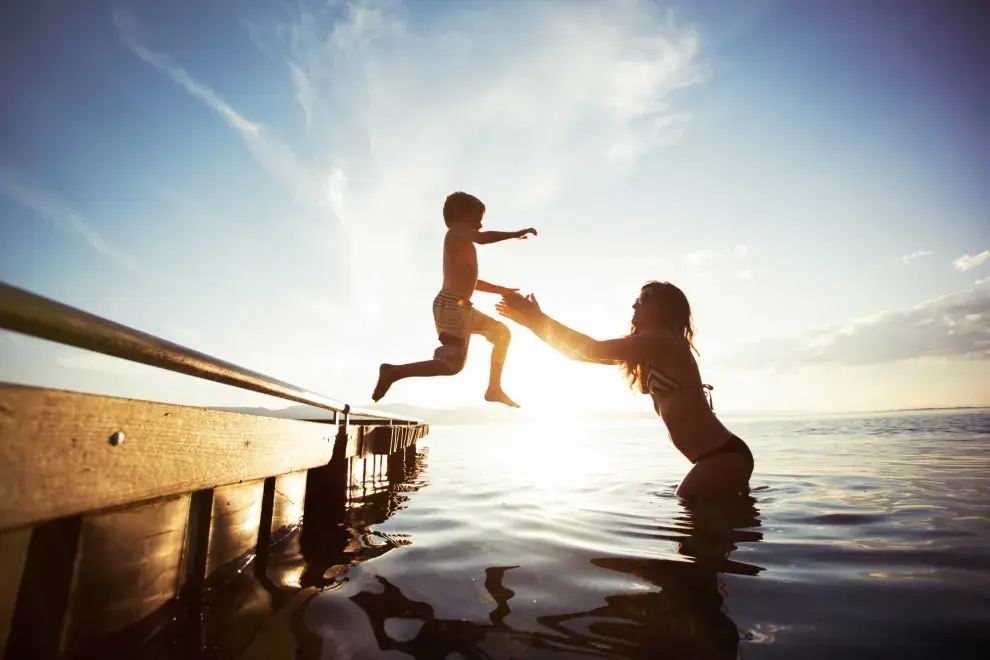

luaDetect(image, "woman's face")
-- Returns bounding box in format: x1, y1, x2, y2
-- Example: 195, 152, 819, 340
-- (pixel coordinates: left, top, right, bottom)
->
631, 290, 660, 329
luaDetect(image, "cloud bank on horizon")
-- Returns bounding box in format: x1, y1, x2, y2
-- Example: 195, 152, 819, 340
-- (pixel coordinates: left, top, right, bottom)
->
717, 282, 990, 371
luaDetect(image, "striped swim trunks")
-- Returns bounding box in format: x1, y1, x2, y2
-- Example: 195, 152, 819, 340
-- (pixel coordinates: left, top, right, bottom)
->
432, 291, 472, 368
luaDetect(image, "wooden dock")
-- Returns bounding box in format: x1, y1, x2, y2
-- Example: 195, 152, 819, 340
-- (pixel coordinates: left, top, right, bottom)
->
0, 282, 429, 659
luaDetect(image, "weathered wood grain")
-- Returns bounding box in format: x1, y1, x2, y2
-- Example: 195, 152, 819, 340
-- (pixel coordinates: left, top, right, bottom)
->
0, 528, 31, 660
260, 472, 308, 592
207, 480, 266, 577
61, 495, 190, 655
0, 384, 345, 531
4, 516, 82, 660
270, 472, 307, 539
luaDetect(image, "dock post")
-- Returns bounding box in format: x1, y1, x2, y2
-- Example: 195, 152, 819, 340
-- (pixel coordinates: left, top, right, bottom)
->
4, 517, 83, 660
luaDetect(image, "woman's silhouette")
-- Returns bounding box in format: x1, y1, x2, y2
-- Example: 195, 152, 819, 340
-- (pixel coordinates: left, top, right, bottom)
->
497, 282, 754, 500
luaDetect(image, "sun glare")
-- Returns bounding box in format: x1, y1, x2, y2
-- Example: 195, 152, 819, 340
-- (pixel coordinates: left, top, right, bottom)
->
501, 335, 637, 414
480, 420, 614, 502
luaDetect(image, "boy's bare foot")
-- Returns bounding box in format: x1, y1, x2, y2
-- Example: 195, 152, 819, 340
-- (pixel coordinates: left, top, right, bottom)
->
372, 364, 396, 402
485, 387, 520, 408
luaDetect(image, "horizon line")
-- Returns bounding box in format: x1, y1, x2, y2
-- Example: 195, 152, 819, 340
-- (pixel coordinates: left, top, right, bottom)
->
217, 402, 990, 416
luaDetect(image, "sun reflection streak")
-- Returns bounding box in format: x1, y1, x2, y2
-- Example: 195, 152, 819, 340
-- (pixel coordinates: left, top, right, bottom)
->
490, 422, 615, 501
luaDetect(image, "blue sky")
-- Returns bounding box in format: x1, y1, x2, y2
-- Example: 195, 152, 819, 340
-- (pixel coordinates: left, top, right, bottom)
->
1, 0, 988, 414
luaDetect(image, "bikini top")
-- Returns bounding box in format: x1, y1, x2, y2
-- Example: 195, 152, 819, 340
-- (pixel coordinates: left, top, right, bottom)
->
645, 360, 714, 412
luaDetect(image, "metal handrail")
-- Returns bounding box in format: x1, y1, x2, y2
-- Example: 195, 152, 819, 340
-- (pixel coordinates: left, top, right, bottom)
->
0, 281, 419, 423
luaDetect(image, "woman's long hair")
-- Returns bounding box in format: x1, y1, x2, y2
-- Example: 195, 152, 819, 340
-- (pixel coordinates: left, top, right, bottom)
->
620, 281, 697, 393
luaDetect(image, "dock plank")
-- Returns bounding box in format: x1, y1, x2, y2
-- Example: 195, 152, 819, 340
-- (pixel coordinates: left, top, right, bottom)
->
0, 528, 31, 659
61, 495, 190, 655
0, 385, 345, 531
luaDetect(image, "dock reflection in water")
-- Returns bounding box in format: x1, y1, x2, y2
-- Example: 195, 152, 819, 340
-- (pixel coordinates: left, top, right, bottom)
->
229, 445, 432, 660
318, 495, 763, 660
298, 447, 430, 590
52, 444, 433, 660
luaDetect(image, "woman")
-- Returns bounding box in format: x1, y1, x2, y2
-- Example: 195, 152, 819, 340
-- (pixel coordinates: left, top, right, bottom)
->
495, 281, 753, 500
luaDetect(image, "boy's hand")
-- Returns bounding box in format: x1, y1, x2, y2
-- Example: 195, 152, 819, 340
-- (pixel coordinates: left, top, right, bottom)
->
475, 280, 520, 296
515, 228, 538, 239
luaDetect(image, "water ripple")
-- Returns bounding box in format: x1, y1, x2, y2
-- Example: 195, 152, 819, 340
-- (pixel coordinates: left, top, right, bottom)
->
300, 409, 990, 659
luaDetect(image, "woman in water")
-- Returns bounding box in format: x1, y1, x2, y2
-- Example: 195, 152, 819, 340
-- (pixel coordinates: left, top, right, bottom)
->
495, 281, 753, 499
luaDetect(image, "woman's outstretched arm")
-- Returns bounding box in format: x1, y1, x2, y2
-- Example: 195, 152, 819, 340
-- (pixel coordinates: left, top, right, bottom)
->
496, 293, 656, 364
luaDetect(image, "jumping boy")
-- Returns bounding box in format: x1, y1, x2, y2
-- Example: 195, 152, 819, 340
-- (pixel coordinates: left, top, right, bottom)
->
372, 192, 537, 407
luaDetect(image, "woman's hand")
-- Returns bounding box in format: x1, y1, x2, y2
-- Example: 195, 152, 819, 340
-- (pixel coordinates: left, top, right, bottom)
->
496, 292, 543, 327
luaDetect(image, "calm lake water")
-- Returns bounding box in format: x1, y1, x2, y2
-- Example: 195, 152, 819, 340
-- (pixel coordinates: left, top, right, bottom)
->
301, 410, 990, 659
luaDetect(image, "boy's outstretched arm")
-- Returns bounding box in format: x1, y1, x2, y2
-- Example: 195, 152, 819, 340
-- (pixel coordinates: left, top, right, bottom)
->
475, 280, 518, 295
451, 226, 537, 245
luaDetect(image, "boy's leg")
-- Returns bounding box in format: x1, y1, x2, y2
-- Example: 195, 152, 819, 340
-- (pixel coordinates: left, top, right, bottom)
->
371, 352, 466, 403
471, 310, 519, 408
371, 338, 469, 402
372, 294, 471, 402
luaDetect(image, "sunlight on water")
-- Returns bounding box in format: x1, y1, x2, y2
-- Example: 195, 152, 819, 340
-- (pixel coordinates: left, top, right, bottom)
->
301, 410, 990, 659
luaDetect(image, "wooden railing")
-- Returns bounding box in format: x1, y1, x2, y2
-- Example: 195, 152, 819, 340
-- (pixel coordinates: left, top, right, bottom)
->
0, 281, 430, 660
0, 280, 419, 423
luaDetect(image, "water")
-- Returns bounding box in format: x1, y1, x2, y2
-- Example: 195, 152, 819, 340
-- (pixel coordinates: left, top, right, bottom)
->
299, 410, 990, 659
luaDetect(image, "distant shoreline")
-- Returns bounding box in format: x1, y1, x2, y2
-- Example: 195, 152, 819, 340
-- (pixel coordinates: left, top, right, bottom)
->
865, 405, 990, 414
215, 402, 990, 424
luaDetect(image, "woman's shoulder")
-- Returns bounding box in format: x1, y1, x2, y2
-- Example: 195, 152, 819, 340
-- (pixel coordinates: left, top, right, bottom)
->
640, 331, 693, 365
639, 328, 688, 347
645, 338, 701, 386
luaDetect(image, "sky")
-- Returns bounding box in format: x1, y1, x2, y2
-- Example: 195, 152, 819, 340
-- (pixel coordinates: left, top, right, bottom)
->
1, 0, 988, 415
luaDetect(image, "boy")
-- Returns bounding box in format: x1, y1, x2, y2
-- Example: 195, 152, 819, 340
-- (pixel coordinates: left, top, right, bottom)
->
372, 192, 537, 407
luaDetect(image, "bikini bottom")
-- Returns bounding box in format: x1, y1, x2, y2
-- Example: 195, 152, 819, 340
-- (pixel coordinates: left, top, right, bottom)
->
693, 434, 753, 470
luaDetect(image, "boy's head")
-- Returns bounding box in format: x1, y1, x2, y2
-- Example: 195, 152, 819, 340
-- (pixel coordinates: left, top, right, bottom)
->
443, 192, 485, 229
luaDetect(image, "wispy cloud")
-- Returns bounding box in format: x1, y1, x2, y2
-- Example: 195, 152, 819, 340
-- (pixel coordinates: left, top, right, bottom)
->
113, 9, 323, 208
953, 250, 990, 272
113, 9, 259, 134
113, 0, 709, 401
240, 0, 707, 307
720, 286, 990, 370
898, 250, 932, 264
0, 168, 141, 272
289, 62, 317, 128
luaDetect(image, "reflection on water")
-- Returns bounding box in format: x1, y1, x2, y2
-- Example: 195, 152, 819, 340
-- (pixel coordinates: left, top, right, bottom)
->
298, 411, 990, 660
344, 496, 763, 659
298, 448, 431, 592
